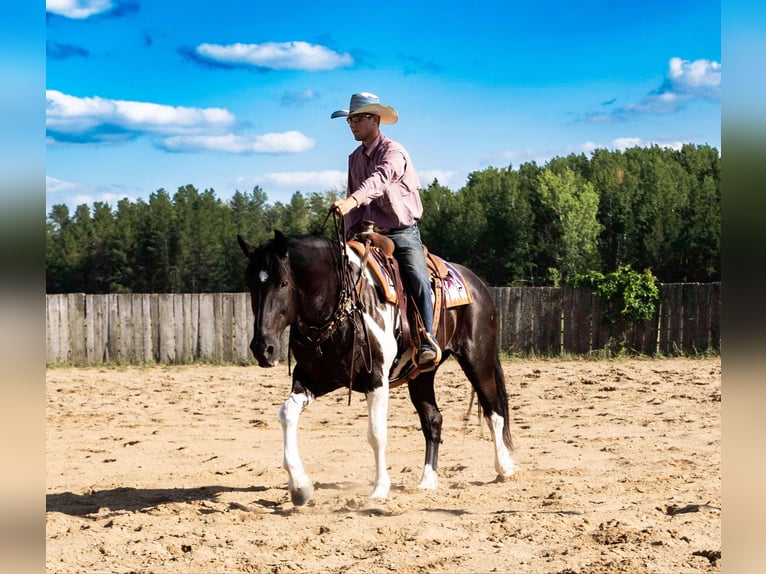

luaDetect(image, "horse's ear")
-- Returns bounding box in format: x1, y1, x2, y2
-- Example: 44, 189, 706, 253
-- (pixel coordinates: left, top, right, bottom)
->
273, 230, 288, 257
237, 234, 254, 257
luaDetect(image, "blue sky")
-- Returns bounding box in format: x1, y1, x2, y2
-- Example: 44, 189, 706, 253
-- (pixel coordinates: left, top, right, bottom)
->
45, 0, 721, 214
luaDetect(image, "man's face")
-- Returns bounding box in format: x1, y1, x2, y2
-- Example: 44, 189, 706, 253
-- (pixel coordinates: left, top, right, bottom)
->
347, 114, 379, 142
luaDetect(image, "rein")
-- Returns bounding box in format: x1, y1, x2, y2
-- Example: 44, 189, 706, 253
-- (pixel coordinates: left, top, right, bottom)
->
292, 209, 373, 404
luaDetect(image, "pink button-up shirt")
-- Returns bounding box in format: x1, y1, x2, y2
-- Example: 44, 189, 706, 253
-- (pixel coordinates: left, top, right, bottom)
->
345, 133, 422, 236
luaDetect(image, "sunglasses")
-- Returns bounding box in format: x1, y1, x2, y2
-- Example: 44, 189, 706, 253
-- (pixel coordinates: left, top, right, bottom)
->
346, 114, 374, 124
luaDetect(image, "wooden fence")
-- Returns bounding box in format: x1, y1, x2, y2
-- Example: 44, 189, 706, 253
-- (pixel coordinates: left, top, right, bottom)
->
46, 284, 720, 365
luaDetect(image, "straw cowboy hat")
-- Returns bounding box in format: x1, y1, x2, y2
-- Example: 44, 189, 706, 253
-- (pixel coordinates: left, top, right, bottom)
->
330, 92, 398, 124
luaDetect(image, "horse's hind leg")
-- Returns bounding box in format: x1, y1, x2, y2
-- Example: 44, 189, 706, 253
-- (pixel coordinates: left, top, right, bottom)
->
407, 371, 442, 489
456, 354, 516, 480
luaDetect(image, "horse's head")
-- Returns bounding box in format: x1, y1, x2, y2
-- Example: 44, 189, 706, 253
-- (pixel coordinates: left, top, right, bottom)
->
238, 230, 294, 367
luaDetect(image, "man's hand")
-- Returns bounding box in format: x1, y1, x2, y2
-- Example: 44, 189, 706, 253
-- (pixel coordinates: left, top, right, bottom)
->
332, 196, 358, 216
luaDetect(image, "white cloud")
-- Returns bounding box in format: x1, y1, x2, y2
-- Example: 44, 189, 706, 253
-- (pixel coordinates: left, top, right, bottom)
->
281, 89, 319, 106
46, 0, 112, 19
259, 170, 346, 190
46, 90, 236, 141
46, 175, 79, 194
483, 137, 688, 171
417, 169, 460, 188
46, 175, 137, 213
611, 137, 643, 150
194, 41, 353, 71
668, 57, 721, 98
622, 57, 721, 115
611, 137, 685, 151
159, 131, 315, 154
46, 90, 315, 156
482, 148, 561, 167
587, 57, 721, 122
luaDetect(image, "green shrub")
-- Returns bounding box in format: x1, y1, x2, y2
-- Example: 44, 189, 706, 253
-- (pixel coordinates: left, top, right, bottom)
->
570, 265, 659, 324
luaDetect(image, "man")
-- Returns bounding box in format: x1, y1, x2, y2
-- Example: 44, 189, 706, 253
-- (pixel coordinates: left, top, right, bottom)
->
331, 92, 441, 369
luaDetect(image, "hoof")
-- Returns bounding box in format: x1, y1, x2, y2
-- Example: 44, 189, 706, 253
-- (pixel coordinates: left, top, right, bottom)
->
369, 485, 390, 501
495, 458, 516, 478
494, 472, 517, 483
290, 484, 314, 506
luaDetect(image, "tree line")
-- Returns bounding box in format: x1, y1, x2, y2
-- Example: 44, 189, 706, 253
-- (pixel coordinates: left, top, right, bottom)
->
46, 143, 720, 293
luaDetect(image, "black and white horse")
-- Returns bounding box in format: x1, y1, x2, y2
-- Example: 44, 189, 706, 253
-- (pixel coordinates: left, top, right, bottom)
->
238, 230, 515, 505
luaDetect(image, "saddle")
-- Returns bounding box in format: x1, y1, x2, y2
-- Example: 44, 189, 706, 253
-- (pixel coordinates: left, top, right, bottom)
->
348, 227, 473, 355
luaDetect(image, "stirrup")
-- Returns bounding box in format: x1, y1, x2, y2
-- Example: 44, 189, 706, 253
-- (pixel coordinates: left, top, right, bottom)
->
416, 333, 442, 369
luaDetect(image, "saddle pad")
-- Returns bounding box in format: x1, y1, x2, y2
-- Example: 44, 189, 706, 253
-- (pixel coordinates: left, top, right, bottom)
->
432, 256, 473, 308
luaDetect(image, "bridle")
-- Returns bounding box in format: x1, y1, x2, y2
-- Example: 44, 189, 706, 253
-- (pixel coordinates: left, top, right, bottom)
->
289, 208, 374, 404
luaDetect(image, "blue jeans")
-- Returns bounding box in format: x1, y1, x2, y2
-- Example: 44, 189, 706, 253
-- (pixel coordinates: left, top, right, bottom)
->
384, 224, 434, 337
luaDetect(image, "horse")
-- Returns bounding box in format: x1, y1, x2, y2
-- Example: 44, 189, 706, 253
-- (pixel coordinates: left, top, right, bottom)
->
237, 228, 515, 505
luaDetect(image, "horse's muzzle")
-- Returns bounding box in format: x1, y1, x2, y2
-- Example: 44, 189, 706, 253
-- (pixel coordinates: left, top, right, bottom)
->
251, 336, 279, 368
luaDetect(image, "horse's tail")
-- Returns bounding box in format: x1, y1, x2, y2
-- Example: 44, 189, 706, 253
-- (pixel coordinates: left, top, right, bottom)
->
494, 355, 514, 451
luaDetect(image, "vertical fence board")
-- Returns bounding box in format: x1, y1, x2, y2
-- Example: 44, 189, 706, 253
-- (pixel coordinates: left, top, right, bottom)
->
149, 294, 159, 362
222, 293, 234, 362
535, 288, 562, 355
214, 293, 225, 362
665, 284, 684, 355
562, 288, 577, 354
172, 295, 185, 363
56, 294, 70, 362
105, 295, 118, 362
499, 288, 515, 354
640, 311, 660, 355
198, 294, 215, 361
130, 294, 144, 363
118, 295, 134, 362
657, 288, 669, 354
234, 292, 251, 364
84, 294, 95, 364
574, 288, 594, 354
710, 283, 721, 351
492, 288, 503, 351
87, 294, 107, 363
184, 294, 195, 363
141, 294, 153, 363
501, 288, 515, 354
158, 294, 175, 362
65, 294, 86, 364
682, 283, 700, 352
46, 294, 62, 362
519, 288, 536, 354
694, 283, 713, 352
191, 294, 201, 360
493, 288, 504, 352
590, 294, 609, 351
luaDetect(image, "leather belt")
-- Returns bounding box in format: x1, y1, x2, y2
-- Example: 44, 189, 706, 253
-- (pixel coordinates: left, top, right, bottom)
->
373, 224, 413, 234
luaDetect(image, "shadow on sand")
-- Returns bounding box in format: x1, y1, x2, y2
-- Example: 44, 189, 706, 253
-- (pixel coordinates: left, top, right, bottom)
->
46, 485, 270, 517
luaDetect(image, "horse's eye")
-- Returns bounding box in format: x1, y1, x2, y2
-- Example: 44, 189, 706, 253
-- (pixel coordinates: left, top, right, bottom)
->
280, 280, 288, 289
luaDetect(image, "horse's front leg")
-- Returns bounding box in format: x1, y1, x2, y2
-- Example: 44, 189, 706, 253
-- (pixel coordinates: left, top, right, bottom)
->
366, 382, 391, 500
279, 390, 315, 506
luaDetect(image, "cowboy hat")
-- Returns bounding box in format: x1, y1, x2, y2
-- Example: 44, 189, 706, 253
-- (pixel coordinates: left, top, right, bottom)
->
330, 92, 398, 124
